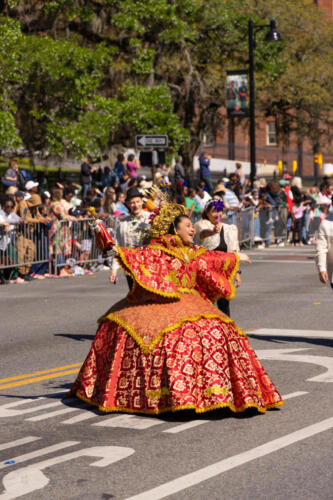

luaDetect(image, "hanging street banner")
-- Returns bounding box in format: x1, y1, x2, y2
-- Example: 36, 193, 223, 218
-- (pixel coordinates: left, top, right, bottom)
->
135, 134, 168, 148
226, 70, 249, 118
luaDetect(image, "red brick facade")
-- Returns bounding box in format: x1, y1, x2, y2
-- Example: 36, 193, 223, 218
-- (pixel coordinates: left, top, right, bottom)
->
208, 1, 333, 179
317, 0, 333, 18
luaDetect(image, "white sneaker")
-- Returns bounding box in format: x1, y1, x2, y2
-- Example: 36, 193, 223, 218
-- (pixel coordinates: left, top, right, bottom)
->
257, 245, 265, 249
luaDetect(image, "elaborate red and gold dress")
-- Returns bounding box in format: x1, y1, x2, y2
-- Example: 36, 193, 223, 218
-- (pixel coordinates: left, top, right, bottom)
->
70, 234, 283, 414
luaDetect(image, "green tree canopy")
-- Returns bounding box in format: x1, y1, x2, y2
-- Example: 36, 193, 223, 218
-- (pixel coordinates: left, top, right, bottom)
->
2, 0, 333, 170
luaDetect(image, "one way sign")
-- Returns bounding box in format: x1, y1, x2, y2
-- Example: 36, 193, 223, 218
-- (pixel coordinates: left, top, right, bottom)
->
136, 135, 168, 148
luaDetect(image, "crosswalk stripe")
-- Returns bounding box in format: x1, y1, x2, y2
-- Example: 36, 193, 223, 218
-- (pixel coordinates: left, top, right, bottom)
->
164, 420, 209, 434
0, 441, 78, 470
282, 391, 308, 400
250, 259, 313, 264
93, 414, 164, 430
26, 403, 89, 422
61, 412, 97, 425
0, 437, 40, 452
248, 328, 333, 339
0, 398, 45, 409
162, 391, 308, 435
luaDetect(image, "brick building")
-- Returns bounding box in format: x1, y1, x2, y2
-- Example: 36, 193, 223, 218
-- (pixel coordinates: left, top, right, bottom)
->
204, 1, 333, 179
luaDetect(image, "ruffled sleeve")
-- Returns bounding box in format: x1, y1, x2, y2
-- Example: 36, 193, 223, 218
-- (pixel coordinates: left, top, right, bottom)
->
115, 246, 181, 300
195, 250, 239, 302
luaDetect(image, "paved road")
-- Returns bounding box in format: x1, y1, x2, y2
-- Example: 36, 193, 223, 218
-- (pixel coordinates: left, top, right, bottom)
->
0, 245, 332, 500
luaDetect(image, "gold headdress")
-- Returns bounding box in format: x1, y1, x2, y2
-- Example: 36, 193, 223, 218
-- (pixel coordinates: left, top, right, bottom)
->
148, 202, 186, 238
140, 185, 186, 241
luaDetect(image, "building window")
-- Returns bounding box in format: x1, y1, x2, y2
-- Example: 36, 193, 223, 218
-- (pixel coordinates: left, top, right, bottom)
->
266, 121, 277, 146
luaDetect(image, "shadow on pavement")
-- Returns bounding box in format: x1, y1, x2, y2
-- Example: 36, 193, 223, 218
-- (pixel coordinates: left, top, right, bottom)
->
54, 333, 95, 342
248, 334, 333, 348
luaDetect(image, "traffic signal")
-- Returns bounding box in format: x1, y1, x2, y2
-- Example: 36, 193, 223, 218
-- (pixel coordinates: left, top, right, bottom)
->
292, 160, 297, 175
314, 154, 323, 170
278, 160, 283, 176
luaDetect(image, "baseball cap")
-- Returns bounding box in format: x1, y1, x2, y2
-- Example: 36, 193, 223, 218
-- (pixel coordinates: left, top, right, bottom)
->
283, 174, 292, 180
25, 180, 39, 191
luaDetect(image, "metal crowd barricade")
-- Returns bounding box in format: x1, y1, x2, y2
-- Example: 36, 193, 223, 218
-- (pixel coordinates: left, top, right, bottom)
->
0, 218, 115, 278
53, 217, 115, 275
237, 207, 255, 247
0, 221, 50, 277
0, 210, 321, 278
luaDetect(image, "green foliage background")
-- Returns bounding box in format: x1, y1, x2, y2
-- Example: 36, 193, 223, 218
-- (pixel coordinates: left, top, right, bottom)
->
1, 0, 333, 169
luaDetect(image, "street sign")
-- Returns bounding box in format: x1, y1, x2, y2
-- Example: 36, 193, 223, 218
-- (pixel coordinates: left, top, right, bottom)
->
136, 134, 168, 148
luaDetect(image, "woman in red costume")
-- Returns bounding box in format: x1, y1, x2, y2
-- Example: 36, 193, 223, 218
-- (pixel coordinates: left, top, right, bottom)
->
70, 203, 283, 414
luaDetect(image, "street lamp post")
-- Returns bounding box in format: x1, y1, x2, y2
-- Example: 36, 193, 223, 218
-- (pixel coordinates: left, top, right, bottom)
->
248, 19, 282, 187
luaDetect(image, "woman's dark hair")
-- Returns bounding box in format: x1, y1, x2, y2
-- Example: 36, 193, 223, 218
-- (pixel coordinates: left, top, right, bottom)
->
127, 153, 135, 162
128, 177, 137, 188
63, 186, 75, 197
37, 204, 47, 215
168, 214, 190, 234
202, 200, 216, 220
117, 153, 125, 162
90, 198, 101, 208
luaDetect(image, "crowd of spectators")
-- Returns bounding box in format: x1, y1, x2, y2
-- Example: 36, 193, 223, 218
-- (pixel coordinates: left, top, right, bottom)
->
1, 152, 332, 285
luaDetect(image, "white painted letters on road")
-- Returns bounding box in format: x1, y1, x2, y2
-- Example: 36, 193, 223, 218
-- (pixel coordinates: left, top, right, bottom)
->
0, 445, 135, 499
257, 348, 333, 383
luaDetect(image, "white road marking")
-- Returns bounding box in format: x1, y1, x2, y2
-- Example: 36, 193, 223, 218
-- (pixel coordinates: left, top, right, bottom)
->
281, 391, 308, 400
0, 437, 40, 453
0, 445, 135, 500
250, 328, 333, 339
0, 401, 61, 418
163, 420, 209, 434
162, 392, 307, 435
93, 414, 164, 430
61, 412, 97, 425
0, 442, 78, 470
257, 348, 333, 383
126, 416, 333, 500
250, 259, 313, 264
26, 402, 89, 422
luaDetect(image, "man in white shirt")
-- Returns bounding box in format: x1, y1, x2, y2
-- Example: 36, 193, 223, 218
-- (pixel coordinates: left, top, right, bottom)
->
223, 182, 240, 225
194, 186, 211, 212
109, 187, 151, 287
0, 198, 21, 283
316, 209, 333, 289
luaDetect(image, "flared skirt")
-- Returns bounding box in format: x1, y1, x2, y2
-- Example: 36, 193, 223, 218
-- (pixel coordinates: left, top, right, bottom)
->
70, 317, 283, 415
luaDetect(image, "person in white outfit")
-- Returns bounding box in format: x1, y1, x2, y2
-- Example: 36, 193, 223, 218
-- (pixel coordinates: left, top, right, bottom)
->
316, 209, 333, 290
109, 187, 151, 288
195, 200, 250, 316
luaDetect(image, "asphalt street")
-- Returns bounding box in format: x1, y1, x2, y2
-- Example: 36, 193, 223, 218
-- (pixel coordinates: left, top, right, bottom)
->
0, 245, 332, 500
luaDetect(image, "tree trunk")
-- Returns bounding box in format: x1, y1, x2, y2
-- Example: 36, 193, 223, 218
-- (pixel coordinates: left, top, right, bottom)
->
180, 136, 201, 186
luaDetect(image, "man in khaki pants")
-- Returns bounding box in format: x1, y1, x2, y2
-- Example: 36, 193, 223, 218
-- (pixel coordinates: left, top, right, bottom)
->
15, 183, 44, 280
316, 209, 333, 290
